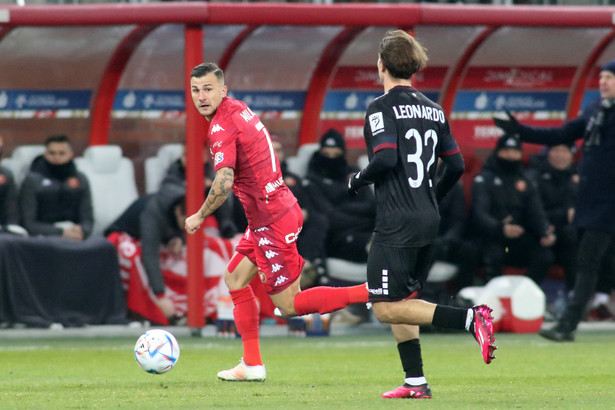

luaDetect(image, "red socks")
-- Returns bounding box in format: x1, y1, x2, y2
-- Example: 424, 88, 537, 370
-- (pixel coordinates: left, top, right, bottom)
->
229, 286, 262, 366
293, 283, 369, 316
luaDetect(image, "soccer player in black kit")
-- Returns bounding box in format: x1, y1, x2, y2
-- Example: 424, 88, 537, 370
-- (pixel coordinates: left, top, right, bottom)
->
347, 30, 497, 399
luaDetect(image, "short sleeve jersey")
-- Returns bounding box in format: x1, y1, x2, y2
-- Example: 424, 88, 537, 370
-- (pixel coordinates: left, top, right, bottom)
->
363, 86, 461, 247
207, 97, 297, 229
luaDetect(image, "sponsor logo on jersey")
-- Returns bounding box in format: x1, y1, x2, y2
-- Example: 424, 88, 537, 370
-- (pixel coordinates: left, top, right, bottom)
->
214, 151, 224, 165
265, 250, 279, 259
392, 104, 445, 123
211, 123, 225, 133
369, 112, 385, 135
274, 274, 287, 286
272, 264, 284, 274
265, 176, 285, 194
285, 226, 302, 244
258, 237, 273, 247
254, 226, 269, 232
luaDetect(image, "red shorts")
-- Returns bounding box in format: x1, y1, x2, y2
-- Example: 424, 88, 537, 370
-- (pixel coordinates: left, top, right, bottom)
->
235, 203, 305, 295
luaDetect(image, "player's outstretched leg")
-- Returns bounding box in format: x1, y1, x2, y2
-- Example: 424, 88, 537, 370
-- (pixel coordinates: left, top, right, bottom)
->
382, 383, 432, 399
217, 358, 266, 382
469, 304, 497, 364
292, 283, 369, 316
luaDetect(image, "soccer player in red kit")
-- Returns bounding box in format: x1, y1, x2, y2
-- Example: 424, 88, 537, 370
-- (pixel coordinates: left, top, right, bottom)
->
185, 62, 369, 382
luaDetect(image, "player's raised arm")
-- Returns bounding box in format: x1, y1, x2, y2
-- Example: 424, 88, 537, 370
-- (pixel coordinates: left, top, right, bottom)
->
185, 166, 234, 234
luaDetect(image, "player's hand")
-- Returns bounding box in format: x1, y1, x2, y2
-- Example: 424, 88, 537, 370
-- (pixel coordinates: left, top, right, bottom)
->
185, 212, 204, 235
347, 172, 363, 197
493, 111, 521, 134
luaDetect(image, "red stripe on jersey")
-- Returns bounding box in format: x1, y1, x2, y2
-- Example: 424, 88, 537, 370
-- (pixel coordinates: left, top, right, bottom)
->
374, 142, 397, 152
441, 147, 460, 156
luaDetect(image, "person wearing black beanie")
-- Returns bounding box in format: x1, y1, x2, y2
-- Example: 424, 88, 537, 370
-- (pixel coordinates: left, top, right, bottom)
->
493, 59, 615, 342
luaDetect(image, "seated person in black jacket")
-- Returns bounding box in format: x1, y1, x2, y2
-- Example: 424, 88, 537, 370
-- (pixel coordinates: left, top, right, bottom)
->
470, 134, 556, 284
304, 128, 375, 265
272, 135, 329, 287
0, 135, 21, 234
105, 182, 186, 320
527, 143, 578, 292
19, 135, 93, 241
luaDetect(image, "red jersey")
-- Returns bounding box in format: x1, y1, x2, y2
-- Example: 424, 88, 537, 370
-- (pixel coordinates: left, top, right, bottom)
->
207, 97, 297, 229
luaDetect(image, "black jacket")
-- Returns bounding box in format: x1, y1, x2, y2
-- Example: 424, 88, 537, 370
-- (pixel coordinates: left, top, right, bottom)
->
304, 153, 375, 235
0, 165, 19, 226
105, 182, 185, 295
471, 155, 550, 241
526, 154, 578, 228
19, 156, 93, 237
516, 99, 615, 233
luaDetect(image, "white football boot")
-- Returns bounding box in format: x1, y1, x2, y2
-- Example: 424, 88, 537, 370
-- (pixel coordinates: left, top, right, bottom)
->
217, 358, 266, 382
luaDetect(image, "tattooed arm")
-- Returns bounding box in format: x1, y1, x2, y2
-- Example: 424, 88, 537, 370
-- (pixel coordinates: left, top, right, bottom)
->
185, 167, 234, 235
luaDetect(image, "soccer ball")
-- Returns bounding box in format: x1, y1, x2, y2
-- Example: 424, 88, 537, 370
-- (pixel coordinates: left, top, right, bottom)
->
134, 329, 180, 374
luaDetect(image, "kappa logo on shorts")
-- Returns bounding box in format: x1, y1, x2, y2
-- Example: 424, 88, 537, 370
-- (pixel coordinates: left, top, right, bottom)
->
265, 250, 279, 259
258, 238, 273, 247
274, 275, 288, 286
271, 263, 284, 273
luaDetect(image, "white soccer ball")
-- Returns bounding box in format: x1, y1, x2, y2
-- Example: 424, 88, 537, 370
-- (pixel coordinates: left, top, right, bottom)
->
134, 329, 180, 374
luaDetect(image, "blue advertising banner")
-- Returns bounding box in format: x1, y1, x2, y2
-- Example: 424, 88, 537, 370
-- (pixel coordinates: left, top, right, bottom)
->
227, 91, 305, 111
453, 91, 569, 112
113, 90, 185, 111
322, 90, 439, 112
0, 90, 91, 110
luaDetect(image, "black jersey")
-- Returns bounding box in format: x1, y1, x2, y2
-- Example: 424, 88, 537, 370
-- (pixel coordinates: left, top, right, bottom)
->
363, 85, 461, 247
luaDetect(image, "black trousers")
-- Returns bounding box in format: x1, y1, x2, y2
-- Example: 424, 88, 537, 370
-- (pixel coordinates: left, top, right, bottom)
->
559, 229, 614, 332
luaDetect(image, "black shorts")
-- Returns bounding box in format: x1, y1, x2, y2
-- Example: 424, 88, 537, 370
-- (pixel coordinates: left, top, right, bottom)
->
366, 242, 435, 303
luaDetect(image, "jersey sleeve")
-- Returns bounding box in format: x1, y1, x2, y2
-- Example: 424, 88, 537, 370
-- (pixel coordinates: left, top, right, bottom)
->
364, 99, 398, 154
437, 120, 461, 158
211, 123, 238, 172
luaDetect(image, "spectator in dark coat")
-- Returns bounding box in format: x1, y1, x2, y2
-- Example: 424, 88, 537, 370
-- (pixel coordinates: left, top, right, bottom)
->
494, 60, 615, 342
19, 135, 93, 241
527, 144, 578, 292
105, 182, 186, 320
470, 134, 556, 284
0, 135, 20, 232
304, 129, 375, 264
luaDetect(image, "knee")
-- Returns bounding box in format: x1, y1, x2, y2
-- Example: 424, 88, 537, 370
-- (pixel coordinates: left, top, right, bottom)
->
372, 303, 393, 323
275, 302, 296, 318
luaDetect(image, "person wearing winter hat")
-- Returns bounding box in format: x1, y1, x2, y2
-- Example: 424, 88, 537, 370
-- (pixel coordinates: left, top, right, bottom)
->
470, 133, 556, 287
493, 59, 615, 342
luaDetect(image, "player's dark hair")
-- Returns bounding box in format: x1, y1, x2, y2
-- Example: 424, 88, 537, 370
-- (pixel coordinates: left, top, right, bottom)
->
190, 62, 224, 83
44, 134, 71, 147
379, 30, 428, 80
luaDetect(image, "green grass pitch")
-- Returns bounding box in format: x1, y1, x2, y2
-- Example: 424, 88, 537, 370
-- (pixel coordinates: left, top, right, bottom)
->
2, 329, 614, 409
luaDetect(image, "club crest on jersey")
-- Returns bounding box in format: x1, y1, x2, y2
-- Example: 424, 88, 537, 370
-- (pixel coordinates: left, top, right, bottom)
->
214, 151, 224, 165
211, 124, 225, 133
515, 179, 527, 192
369, 112, 385, 136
